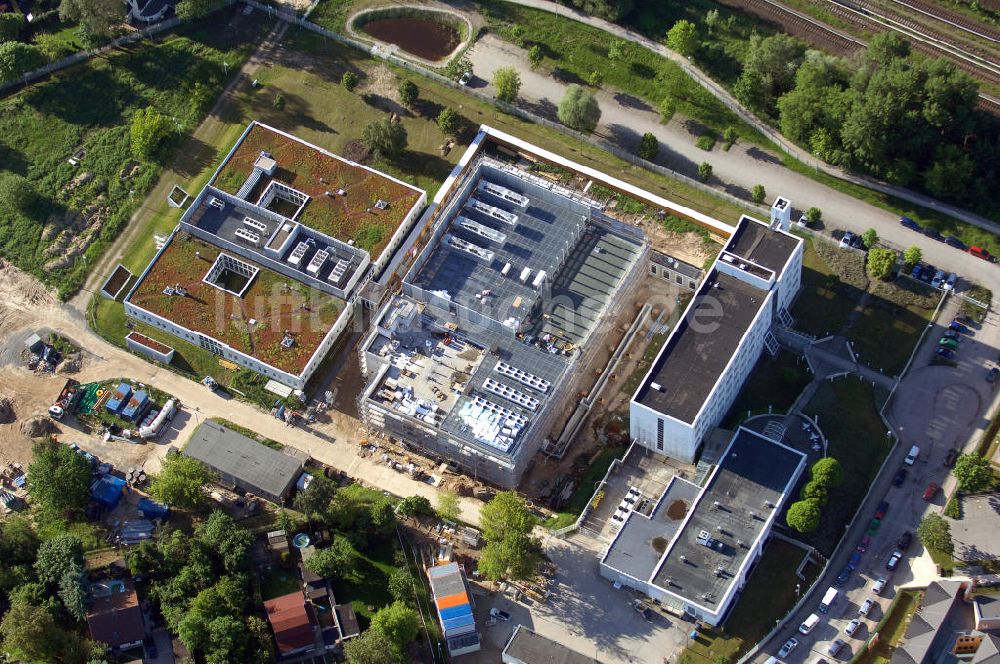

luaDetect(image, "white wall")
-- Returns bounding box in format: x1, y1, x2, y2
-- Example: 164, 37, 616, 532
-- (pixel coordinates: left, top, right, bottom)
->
629, 401, 697, 462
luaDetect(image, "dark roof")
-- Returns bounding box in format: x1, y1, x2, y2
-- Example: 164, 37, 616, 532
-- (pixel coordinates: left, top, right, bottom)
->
636, 271, 769, 422
976, 594, 1000, 620
502, 624, 600, 664
891, 580, 965, 664
86, 579, 146, 648
650, 251, 703, 279
264, 591, 315, 654
183, 421, 303, 500
651, 428, 804, 610
726, 216, 799, 274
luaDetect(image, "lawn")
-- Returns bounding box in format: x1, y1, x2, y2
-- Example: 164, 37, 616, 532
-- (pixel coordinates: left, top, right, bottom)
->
0, 8, 265, 298
798, 379, 894, 556
850, 278, 939, 376
678, 539, 821, 664
259, 564, 302, 600
723, 350, 810, 428
791, 234, 865, 337
855, 591, 921, 664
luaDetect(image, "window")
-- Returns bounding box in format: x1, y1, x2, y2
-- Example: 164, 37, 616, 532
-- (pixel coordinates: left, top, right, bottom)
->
656, 419, 664, 451
676, 275, 683, 284
650, 266, 657, 275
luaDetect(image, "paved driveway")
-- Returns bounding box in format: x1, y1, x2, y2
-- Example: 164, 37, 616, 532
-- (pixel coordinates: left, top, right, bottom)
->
947, 493, 1000, 561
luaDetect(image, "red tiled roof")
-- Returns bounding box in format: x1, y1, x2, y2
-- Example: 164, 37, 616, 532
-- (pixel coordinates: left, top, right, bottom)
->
264, 591, 315, 653
86, 579, 146, 648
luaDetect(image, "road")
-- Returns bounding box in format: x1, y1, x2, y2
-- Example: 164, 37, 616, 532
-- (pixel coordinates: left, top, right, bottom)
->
753, 294, 1000, 663
465, 34, 998, 293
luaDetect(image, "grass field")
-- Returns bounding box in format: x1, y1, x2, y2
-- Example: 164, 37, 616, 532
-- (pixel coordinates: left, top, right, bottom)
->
678, 539, 820, 664
259, 564, 301, 600
791, 234, 864, 337
851, 278, 939, 376
723, 350, 811, 428
799, 379, 893, 556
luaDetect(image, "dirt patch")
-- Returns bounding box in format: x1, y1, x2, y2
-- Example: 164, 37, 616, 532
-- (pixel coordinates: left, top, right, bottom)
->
652, 536, 668, 553
636, 218, 718, 268
360, 63, 400, 101
665, 499, 688, 520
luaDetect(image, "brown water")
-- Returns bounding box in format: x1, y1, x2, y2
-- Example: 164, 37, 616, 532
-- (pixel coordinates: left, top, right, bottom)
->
361, 17, 461, 61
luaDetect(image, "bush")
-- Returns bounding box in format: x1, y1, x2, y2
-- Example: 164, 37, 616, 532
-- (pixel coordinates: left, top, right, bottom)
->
341, 71, 359, 91
867, 247, 897, 280
807, 207, 822, 224
659, 97, 676, 123
698, 161, 713, 182
943, 495, 962, 519
917, 513, 953, 554
723, 126, 738, 150
557, 84, 601, 133
527, 44, 543, 67
810, 457, 844, 487
272, 94, 285, 111
445, 56, 472, 82
904, 245, 922, 268
786, 499, 821, 532
493, 66, 521, 103
362, 118, 407, 162
587, 69, 604, 87
696, 133, 716, 151
751, 184, 766, 204
437, 107, 459, 135
953, 453, 994, 493
862, 228, 879, 249
0, 41, 43, 84
637, 132, 658, 160
666, 19, 699, 57
398, 79, 418, 108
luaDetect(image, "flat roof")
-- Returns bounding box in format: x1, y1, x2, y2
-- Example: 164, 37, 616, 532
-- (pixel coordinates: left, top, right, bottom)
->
184, 421, 303, 500
635, 270, 769, 422
127, 234, 343, 375
726, 216, 800, 274
651, 428, 804, 610
502, 624, 600, 664
212, 123, 423, 259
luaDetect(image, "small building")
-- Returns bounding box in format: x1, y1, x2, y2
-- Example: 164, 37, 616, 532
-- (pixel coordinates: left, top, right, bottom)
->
121, 390, 151, 422
105, 383, 132, 415
975, 594, 1000, 632
86, 578, 146, 652
182, 420, 304, 503
428, 562, 480, 657
24, 333, 43, 353
126, 331, 175, 364
891, 580, 969, 664
264, 591, 317, 656
502, 624, 599, 664
267, 529, 290, 555
91, 475, 127, 510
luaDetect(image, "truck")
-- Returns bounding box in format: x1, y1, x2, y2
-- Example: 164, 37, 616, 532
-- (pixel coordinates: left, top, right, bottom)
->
49, 378, 81, 419
818, 586, 839, 613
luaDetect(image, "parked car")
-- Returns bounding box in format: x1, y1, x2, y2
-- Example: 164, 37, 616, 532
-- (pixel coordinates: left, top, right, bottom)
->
924, 226, 945, 242
988, 367, 999, 384
840, 232, 857, 249
632, 601, 653, 622
798, 214, 810, 228
867, 517, 881, 536
923, 482, 939, 501
845, 618, 862, 636
886, 551, 903, 571
779, 638, 799, 658
905, 445, 920, 465
918, 265, 936, 282
939, 337, 959, 350
847, 552, 863, 571
944, 448, 958, 467
799, 613, 821, 635
932, 270, 947, 288
954, 315, 975, 327
828, 639, 847, 658
970, 246, 992, 261
856, 534, 871, 553
836, 565, 853, 586
873, 577, 888, 595
943, 330, 960, 340
458, 70, 473, 86
892, 468, 908, 487
945, 236, 967, 251
874, 500, 889, 520
490, 608, 511, 621
911, 264, 924, 280
949, 321, 970, 334
935, 347, 956, 360
899, 216, 921, 231
897, 531, 913, 550
944, 273, 958, 291
859, 598, 876, 617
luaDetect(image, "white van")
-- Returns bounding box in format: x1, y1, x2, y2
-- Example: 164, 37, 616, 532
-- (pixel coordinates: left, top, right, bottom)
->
819, 587, 839, 613
904, 445, 920, 465
799, 613, 821, 634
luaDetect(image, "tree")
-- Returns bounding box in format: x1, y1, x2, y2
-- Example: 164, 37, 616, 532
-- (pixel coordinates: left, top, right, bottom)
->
0, 602, 71, 663
608, 38, 629, 61
176, 0, 226, 19
436, 107, 460, 136
436, 490, 461, 522
800, 480, 828, 505
659, 96, 677, 123
953, 454, 994, 493
369, 496, 397, 535
807, 207, 822, 224
737, 33, 807, 112
445, 56, 473, 82
398, 495, 434, 519
705, 9, 722, 34
59, 565, 89, 621
370, 601, 420, 650
247, 615, 277, 664
637, 132, 658, 160
196, 511, 252, 573
867, 247, 897, 280
481, 491, 537, 542
0, 41, 41, 85
0, 517, 39, 565
786, 499, 822, 532
698, 161, 713, 182
904, 245, 922, 267
925, 144, 973, 200
149, 454, 214, 510
362, 118, 407, 162
477, 532, 543, 581
130, 106, 174, 160
527, 44, 543, 68
568, 0, 634, 20
751, 184, 767, 204
492, 66, 521, 103
387, 567, 412, 602
398, 80, 418, 108
862, 228, 879, 249
293, 474, 337, 525
343, 629, 400, 664
557, 84, 601, 133
666, 20, 699, 58
587, 69, 604, 87
58, 0, 122, 40
305, 535, 356, 580
917, 513, 953, 554
342, 71, 359, 91
723, 126, 738, 148
26, 440, 91, 515
810, 457, 844, 487
0, 13, 21, 42
34, 535, 83, 586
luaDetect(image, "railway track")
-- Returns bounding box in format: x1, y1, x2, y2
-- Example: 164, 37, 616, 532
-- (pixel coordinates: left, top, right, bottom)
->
885, 0, 1000, 43
720, 0, 866, 54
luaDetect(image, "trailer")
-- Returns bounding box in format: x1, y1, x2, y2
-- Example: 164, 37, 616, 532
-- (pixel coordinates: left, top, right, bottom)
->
49, 378, 82, 419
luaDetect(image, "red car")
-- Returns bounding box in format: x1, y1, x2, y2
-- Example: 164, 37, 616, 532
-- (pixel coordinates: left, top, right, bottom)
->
856, 535, 871, 553
923, 483, 938, 501
969, 246, 992, 261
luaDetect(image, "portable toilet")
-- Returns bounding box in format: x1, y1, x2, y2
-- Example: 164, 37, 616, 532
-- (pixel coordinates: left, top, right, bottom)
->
105, 383, 132, 414
121, 390, 150, 422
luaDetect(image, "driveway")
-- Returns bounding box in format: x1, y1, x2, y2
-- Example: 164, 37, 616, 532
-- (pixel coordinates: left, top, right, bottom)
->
465, 34, 999, 292
948, 493, 1000, 562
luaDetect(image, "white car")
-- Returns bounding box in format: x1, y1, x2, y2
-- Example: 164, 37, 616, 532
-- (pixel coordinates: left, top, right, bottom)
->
458, 70, 473, 86
872, 577, 887, 595
839, 232, 856, 249
845, 618, 861, 636
859, 598, 876, 617
797, 214, 810, 228
799, 613, 820, 634
489, 607, 511, 622
778, 638, 799, 658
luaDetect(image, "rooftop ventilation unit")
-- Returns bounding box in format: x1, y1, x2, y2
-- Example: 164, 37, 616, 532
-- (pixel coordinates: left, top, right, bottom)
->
208, 196, 225, 210
306, 249, 329, 275
531, 270, 547, 289
650, 382, 665, 392
234, 227, 260, 247
468, 197, 519, 225
519, 267, 532, 283
457, 216, 507, 245
483, 377, 539, 411
444, 234, 494, 263
243, 216, 267, 233
329, 258, 349, 285
494, 361, 551, 393
288, 241, 309, 267
280, 334, 295, 348
479, 181, 529, 207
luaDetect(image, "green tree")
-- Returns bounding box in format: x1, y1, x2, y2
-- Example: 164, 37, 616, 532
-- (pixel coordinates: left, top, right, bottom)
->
362, 118, 408, 162
481, 491, 537, 542
397, 495, 434, 519
698, 161, 713, 182
866, 32, 911, 68
59, 566, 89, 621
492, 66, 521, 103
369, 496, 397, 535
0, 13, 21, 42
659, 97, 677, 123
0, 517, 39, 565
786, 499, 822, 532
800, 479, 828, 505
637, 132, 658, 160
305, 535, 356, 580
26, 440, 91, 515
398, 80, 418, 108
247, 615, 277, 664
436, 107, 460, 136
736, 33, 807, 112
0, 41, 41, 84
608, 38, 629, 61
342, 71, 359, 91
129, 106, 174, 160
751, 184, 766, 204
666, 20, 699, 57
527, 44, 543, 68
445, 56, 473, 82
387, 567, 412, 602
293, 474, 337, 525
810, 457, 844, 487
58, 0, 122, 40
917, 513, 953, 554
196, 510, 252, 573
436, 490, 461, 522
557, 84, 601, 133
343, 629, 400, 664
904, 245, 922, 268
149, 454, 214, 510
924, 144, 974, 200
807, 207, 822, 224
0, 602, 73, 663
477, 532, 543, 581
568, 0, 634, 20
723, 126, 738, 149
953, 454, 994, 493
176, 0, 225, 19
861, 228, 879, 249
587, 69, 604, 87
34, 535, 83, 587
370, 601, 420, 650
867, 247, 897, 280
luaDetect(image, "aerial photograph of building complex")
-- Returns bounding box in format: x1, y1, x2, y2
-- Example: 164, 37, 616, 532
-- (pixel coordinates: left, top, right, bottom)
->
0, 0, 997, 663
